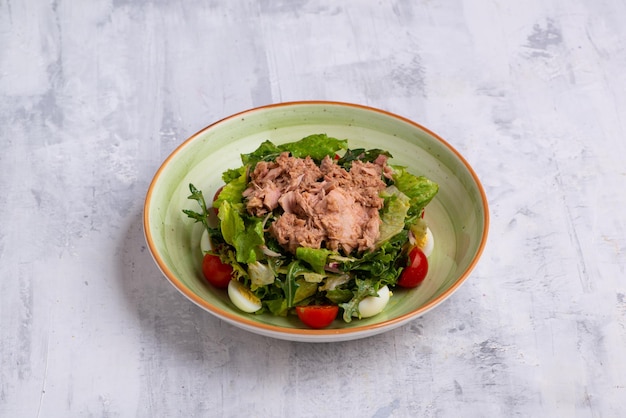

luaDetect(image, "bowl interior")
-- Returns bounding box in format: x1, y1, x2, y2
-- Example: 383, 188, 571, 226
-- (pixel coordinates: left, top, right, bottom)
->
144, 102, 488, 341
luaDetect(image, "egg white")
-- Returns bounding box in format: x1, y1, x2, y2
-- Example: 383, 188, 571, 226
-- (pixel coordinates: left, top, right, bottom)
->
419, 227, 434, 258
228, 280, 262, 313
200, 229, 212, 253
358, 285, 391, 318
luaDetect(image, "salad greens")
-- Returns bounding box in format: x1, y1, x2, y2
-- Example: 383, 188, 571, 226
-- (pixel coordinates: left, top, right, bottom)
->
184, 134, 438, 323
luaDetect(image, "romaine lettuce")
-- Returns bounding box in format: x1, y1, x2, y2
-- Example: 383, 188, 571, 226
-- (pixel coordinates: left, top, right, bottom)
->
376, 186, 411, 246
218, 201, 264, 264
391, 166, 439, 219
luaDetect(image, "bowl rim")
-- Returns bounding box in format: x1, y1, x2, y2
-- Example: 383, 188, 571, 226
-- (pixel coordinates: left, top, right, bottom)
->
143, 100, 490, 340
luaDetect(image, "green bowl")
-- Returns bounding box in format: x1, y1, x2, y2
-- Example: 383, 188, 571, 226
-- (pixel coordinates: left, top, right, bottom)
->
143, 101, 489, 342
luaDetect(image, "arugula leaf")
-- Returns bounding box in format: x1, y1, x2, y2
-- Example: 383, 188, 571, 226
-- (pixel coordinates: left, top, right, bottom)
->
283, 260, 306, 308
336, 148, 392, 169
340, 279, 379, 322
340, 231, 407, 286
182, 183, 211, 233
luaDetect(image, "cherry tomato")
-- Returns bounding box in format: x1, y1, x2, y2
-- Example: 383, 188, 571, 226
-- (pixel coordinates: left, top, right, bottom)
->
397, 247, 428, 288
295, 305, 339, 329
212, 186, 224, 216
202, 253, 232, 289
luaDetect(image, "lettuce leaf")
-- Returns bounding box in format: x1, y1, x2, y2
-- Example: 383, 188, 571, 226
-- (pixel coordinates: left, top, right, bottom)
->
391, 166, 439, 219
248, 261, 276, 289
293, 279, 318, 304
279, 134, 348, 161
295, 247, 332, 274
376, 186, 410, 246
218, 201, 264, 264
241, 140, 282, 165
325, 288, 353, 304
241, 134, 348, 165
265, 298, 288, 316
214, 165, 247, 208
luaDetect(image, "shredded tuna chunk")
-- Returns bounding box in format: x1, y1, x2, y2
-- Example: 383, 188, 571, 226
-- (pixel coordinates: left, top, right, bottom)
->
243, 152, 388, 254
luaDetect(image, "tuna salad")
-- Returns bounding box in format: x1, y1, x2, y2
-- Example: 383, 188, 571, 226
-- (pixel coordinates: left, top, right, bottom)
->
245, 151, 390, 254
183, 134, 439, 327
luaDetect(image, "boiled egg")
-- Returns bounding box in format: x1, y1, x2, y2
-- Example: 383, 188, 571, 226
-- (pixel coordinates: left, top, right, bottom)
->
418, 227, 434, 258
410, 219, 434, 258
228, 279, 262, 313
200, 229, 212, 253
358, 285, 391, 318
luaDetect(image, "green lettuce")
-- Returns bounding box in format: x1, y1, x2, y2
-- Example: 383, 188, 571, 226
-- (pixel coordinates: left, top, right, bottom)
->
392, 166, 439, 220
376, 186, 410, 246
241, 140, 282, 165
279, 134, 348, 161
242, 134, 348, 165
265, 298, 288, 317
293, 279, 318, 304
295, 247, 332, 274
213, 165, 247, 208
218, 201, 264, 264
325, 288, 354, 305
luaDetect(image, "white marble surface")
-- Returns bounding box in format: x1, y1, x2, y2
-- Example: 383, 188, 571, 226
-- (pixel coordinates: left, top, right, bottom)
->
1, 0, 625, 416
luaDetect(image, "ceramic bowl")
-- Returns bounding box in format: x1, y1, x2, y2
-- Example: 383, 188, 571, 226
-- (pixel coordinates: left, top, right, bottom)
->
143, 101, 489, 342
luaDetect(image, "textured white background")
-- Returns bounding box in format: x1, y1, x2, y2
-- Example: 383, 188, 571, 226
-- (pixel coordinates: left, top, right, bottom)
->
1, 0, 625, 416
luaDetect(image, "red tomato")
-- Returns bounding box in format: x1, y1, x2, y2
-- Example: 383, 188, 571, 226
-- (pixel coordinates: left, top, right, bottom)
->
397, 247, 428, 288
212, 186, 224, 216
295, 305, 339, 329
202, 253, 232, 289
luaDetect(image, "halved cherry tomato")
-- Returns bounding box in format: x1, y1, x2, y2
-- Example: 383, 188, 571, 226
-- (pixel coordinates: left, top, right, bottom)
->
202, 253, 232, 289
295, 305, 339, 329
212, 186, 224, 216
397, 247, 428, 288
